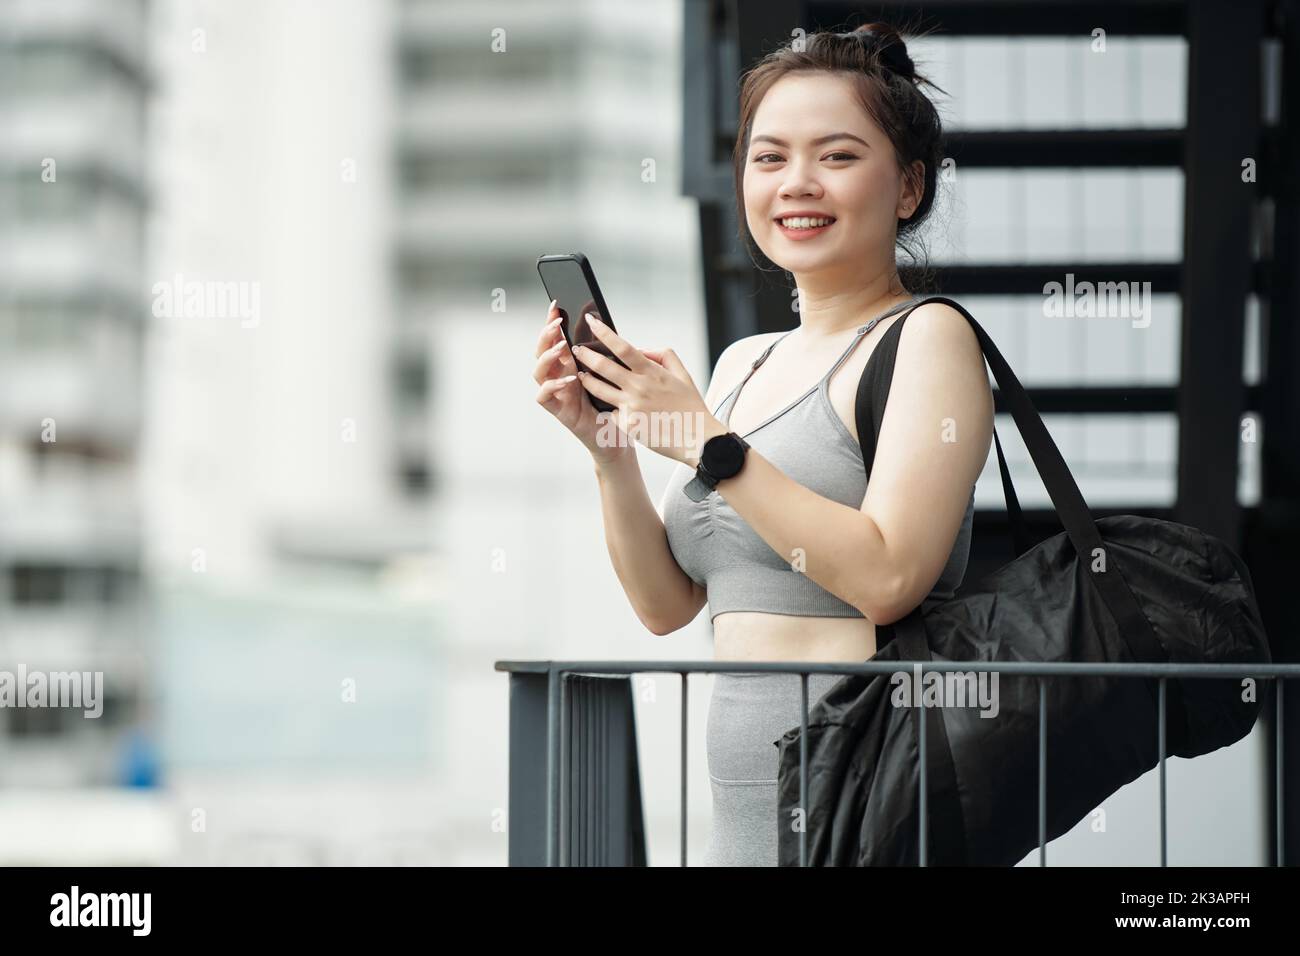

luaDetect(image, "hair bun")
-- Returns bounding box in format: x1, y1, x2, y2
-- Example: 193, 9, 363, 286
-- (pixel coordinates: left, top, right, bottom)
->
842, 24, 915, 82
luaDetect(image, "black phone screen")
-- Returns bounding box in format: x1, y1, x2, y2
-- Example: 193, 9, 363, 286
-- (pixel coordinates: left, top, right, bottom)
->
536, 254, 615, 348
536, 253, 626, 413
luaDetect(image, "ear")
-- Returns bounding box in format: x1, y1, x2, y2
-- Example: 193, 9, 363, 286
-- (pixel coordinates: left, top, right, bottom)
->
897, 159, 925, 220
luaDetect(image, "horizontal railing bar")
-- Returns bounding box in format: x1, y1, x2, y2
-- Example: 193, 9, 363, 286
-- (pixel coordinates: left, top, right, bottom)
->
496, 660, 1300, 678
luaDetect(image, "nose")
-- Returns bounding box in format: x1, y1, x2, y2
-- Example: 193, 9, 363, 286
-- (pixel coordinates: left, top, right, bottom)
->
779, 157, 824, 200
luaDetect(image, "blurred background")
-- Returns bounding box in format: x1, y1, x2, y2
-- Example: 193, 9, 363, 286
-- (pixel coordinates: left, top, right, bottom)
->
0, 0, 1295, 866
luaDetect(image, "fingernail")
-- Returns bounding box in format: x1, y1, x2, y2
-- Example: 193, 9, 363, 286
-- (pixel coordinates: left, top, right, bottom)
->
586, 313, 603, 326
549, 298, 558, 311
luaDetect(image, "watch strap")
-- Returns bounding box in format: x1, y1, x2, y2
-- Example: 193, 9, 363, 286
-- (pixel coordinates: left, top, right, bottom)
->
683, 470, 717, 502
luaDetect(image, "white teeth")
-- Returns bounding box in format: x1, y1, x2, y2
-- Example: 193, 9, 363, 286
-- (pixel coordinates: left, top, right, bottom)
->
779, 217, 833, 229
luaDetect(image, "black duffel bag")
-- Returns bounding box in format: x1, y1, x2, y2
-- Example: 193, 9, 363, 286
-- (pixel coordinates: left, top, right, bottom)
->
775, 295, 1271, 866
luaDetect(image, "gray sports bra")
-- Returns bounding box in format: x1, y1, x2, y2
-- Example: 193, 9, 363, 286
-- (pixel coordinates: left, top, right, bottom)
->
662, 299, 975, 621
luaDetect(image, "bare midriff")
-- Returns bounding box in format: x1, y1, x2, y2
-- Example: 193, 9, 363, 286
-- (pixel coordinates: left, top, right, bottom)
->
712, 611, 877, 662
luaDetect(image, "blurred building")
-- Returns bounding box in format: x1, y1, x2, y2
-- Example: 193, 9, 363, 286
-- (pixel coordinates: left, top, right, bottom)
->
0, 0, 153, 787
141, 0, 453, 865
392, 0, 719, 866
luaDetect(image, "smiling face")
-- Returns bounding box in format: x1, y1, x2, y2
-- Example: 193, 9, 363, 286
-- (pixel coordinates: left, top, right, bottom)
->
742, 71, 921, 277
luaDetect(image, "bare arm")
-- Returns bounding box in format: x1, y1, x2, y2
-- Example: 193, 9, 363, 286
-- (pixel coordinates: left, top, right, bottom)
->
592, 339, 763, 635
705, 304, 993, 624
590, 448, 702, 634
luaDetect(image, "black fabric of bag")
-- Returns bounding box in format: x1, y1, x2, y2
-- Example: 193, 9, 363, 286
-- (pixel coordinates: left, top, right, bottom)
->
774, 296, 1271, 866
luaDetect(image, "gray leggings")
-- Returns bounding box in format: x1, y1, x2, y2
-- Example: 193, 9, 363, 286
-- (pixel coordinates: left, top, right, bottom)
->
703, 671, 844, 866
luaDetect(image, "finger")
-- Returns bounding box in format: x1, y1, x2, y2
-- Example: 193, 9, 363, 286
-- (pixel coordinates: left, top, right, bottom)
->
639, 348, 667, 366
656, 348, 690, 376
535, 308, 565, 357
659, 350, 698, 393
536, 374, 578, 407
576, 370, 620, 409
535, 320, 563, 358
532, 336, 570, 383
640, 348, 690, 386
583, 314, 651, 372
570, 343, 631, 387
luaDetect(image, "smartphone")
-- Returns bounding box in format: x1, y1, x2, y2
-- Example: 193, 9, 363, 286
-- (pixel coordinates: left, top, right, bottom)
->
536, 253, 629, 414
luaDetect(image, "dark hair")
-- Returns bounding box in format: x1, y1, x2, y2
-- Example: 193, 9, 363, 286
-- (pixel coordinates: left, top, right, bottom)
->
731, 21, 947, 290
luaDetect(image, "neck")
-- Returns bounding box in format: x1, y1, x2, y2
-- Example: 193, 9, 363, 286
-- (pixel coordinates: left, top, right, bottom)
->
791, 265, 912, 339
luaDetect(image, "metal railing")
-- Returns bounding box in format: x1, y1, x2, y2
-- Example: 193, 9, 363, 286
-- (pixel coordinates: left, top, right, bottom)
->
496, 658, 1299, 866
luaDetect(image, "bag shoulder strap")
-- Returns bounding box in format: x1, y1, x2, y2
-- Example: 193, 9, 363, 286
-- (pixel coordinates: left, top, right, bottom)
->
855, 302, 1033, 558
854, 310, 908, 477
853, 296, 1165, 668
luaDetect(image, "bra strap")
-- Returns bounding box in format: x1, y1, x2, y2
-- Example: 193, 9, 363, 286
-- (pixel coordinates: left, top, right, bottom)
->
724, 296, 920, 415
744, 329, 796, 380
823, 295, 923, 383
713, 329, 794, 419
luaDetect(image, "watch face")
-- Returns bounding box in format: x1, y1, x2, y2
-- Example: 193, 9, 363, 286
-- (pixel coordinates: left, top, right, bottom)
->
702, 433, 747, 478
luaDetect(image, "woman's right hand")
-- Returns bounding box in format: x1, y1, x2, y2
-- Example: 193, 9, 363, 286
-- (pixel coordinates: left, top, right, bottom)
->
534, 300, 630, 464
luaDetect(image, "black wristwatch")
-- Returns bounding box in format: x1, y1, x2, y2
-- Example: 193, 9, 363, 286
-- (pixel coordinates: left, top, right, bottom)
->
683, 432, 750, 502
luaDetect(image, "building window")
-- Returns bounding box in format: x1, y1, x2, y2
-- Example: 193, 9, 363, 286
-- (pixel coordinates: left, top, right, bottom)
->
394, 354, 429, 409
11, 564, 65, 605
399, 459, 432, 496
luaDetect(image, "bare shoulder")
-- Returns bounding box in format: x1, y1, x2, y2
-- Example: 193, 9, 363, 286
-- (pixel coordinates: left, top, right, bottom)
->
895, 301, 981, 359
703, 331, 784, 411
888, 299, 993, 439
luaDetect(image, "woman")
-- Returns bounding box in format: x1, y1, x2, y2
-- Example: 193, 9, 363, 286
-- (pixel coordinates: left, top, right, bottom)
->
532, 23, 994, 866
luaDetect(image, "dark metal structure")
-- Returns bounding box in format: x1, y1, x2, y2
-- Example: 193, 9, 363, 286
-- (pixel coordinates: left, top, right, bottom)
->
498, 657, 1298, 866
678, 0, 1300, 866
504, 666, 647, 866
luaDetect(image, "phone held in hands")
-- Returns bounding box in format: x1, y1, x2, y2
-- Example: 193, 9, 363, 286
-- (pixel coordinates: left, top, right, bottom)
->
536, 253, 629, 414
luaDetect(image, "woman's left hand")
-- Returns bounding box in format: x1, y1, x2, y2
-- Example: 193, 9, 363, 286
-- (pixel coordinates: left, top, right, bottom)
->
573, 313, 727, 466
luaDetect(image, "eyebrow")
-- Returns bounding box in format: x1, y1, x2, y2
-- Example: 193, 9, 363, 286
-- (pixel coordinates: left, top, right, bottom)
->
750, 132, 870, 149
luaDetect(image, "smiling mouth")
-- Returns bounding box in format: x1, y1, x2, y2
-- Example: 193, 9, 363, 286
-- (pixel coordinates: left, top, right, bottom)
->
775, 215, 836, 229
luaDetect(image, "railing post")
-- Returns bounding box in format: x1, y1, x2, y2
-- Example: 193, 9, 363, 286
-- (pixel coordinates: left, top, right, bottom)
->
504, 669, 552, 867
681, 672, 688, 867
1278, 677, 1285, 867
1039, 678, 1047, 866
799, 672, 809, 868
1159, 677, 1167, 867
919, 660, 928, 868
546, 667, 558, 865
559, 667, 569, 866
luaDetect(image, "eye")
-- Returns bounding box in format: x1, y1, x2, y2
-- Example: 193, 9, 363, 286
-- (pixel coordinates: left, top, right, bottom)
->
752, 151, 857, 164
